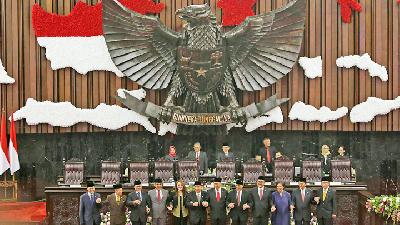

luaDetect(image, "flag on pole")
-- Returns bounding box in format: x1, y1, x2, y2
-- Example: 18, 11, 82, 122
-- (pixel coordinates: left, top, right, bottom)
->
9, 113, 19, 175
0, 111, 10, 175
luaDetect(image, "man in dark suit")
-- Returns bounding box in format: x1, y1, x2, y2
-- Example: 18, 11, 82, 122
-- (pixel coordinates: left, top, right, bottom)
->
105, 183, 127, 225
227, 179, 251, 225
259, 137, 277, 172
250, 176, 273, 225
314, 177, 337, 225
291, 178, 313, 225
187, 142, 208, 174
126, 180, 151, 225
185, 181, 209, 225
79, 182, 102, 225
217, 143, 235, 162
207, 177, 227, 225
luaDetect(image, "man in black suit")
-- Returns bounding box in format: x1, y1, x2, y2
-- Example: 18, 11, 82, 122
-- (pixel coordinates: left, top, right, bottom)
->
187, 142, 208, 174
259, 137, 277, 172
217, 143, 235, 161
126, 180, 151, 225
291, 178, 313, 225
207, 177, 227, 225
250, 176, 273, 225
314, 177, 337, 225
185, 181, 209, 225
79, 181, 102, 225
227, 179, 251, 225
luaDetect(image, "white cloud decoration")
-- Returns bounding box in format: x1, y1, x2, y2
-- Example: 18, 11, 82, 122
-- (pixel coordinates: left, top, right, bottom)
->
336, 53, 388, 81
350, 96, 400, 123
289, 101, 348, 122
0, 59, 15, 84
298, 56, 323, 79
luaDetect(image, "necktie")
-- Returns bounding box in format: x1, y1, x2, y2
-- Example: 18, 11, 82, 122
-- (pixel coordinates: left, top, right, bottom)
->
301, 190, 305, 202
197, 193, 201, 203
216, 190, 220, 202
137, 192, 142, 201
89, 194, 93, 202
323, 189, 327, 201
116, 195, 120, 205
157, 190, 161, 202
259, 189, 263, 200
266, 147, 271, 163
196, 152, 199, 161
237, 191, 241, 205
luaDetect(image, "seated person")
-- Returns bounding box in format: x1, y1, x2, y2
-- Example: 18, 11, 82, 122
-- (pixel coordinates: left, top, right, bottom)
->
320, 145, 331, 175
217, 143, 235, 161
335, 146, 348, 159
164, 145, 179, 161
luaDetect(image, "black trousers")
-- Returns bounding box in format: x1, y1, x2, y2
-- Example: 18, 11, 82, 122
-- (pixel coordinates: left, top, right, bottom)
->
173, 216, 188, 225
295, 219, 311, 225
231, 217, 248, 225
253, 217, 269, 225
211, 217, 226, 225
190, 218, 206, 225
131, 219, 146, 225
318, 217, 333, 225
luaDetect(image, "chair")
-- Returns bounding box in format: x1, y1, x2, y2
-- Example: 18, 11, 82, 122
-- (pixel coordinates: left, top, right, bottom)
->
274, 159, 294, 183
178, 161, 198, 183
129, 161, 149, 184
101, 161, 121, 185
301, 160, 322, 182
63, 159, 85, 185
330, 159, 351, 182
216, 161, 235, 183
154, 160, 174, 182
242, 160, 264, 184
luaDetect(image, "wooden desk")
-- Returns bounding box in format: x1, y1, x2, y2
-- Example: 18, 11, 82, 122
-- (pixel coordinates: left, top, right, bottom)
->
45, 184, 367, 225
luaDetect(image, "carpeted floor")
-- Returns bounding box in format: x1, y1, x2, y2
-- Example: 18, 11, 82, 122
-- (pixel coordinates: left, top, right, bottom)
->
0, 202, 46, 223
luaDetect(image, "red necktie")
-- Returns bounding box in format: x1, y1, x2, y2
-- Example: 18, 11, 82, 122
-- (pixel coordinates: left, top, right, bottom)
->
157, 190, 161, 202
216, 190, 220, 202
237, 191, 241, 205
266, 147, 271, 163
301, 189, 305, 202
259, 189, 263, 200
196, 152, 199, 162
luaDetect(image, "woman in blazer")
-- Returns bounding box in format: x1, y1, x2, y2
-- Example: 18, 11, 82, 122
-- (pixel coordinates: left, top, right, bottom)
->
167, 180, 188, 225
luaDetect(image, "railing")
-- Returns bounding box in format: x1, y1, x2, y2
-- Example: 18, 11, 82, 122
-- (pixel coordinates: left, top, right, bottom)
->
0, 175, 18, 201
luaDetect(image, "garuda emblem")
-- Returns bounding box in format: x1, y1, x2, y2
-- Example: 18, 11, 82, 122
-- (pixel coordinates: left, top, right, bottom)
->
103, 0, 306, 135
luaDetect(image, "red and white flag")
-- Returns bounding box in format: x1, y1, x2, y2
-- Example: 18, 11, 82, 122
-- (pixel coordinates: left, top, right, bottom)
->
0, 111, 10, 175
8, 114, 19, 175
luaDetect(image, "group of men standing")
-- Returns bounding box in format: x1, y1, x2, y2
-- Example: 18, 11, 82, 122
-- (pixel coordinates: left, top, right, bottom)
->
79, 176, 337, 225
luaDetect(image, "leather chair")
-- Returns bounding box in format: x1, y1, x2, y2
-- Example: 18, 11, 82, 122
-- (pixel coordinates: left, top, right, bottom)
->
242, 160, 264, 184
154, 160, 174, 182
64, 159, 85, 185
129, 161, 149, 184
216, 161, 235, 183
178, 160, 199, 183
101, 161, 121, 185
274, 159, 294, 183
330, 159, 351, 182
301, 160, 322, 182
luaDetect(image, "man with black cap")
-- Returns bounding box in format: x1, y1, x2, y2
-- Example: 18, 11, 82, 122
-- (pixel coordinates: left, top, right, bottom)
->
79, 181, 102, 225
127, 180, 151, 225
250, 176, 273, 225
148, 178, 169, 225
105, 183, 127, 225
185, 181, 208, 225
314, 177, 337, 225
207, 177, 227, 225
291, 178, 313, 225
217, 143, 235, 162
227, 179, 251, 225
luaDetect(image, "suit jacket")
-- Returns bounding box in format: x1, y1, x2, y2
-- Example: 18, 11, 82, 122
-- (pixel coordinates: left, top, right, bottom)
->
291, 188, 313, 221
187, 151, 208, 173
207, 188, 227, 220
315, 188, 337, 219
185, 191, 208, 224
259, 146, 277, 164
79, 192, 101, 225
226, 190, 251, 221
217, 152, 235, 162
148, 189, 169, 219
250, 187, 272, 218
105, 193, 127, 225
126, 191, 151, 223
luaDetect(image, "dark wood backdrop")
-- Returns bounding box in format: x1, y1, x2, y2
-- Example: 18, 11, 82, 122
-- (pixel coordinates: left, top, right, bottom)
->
0, 0, 399, 133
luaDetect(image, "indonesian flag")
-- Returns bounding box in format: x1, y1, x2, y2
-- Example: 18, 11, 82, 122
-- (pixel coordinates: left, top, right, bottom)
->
8, 114, 19, 175
0, 111, 10, 175
31, 0, 164, 76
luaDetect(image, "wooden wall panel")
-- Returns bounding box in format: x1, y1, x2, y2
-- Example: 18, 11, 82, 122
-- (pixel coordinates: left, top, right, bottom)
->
0, 0, 399, 133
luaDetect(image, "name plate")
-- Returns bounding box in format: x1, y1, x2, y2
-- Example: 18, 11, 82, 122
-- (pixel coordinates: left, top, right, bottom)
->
172, 112, 232, 125
69, 184, 81, 188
